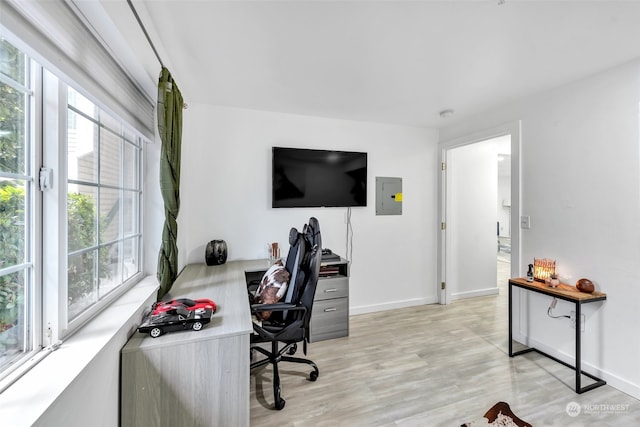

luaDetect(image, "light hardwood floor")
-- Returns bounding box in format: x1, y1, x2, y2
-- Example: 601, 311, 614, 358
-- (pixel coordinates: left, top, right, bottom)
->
250, 259, 640, 426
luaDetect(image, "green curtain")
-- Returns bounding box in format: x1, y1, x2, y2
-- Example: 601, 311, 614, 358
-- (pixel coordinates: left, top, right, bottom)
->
156, 67, 183, 299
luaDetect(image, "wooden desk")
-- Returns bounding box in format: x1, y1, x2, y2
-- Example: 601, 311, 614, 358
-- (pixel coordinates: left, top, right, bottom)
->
121, 260, 271, 427
508, 277, 607, 393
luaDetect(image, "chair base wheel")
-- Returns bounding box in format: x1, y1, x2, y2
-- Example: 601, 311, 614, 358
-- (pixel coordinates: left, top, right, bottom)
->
275, 399, 285, 410
309, 370, 318, 381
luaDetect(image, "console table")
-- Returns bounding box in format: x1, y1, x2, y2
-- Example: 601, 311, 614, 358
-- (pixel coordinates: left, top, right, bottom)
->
508, 277, 607, 393
120, 260, 271, 427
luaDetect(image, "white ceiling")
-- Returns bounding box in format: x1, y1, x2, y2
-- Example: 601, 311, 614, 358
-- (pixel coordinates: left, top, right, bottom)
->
96, 0, 640, 129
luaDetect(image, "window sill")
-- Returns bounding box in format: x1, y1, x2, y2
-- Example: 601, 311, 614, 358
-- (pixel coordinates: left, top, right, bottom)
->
0, 276, 158, 426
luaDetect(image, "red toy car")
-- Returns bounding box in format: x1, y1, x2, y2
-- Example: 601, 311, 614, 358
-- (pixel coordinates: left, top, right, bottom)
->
152, 298, 217, 315
138, 306, 214, 338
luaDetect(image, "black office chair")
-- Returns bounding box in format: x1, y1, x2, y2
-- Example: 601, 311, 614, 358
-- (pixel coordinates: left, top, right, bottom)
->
250, 217, 322, 410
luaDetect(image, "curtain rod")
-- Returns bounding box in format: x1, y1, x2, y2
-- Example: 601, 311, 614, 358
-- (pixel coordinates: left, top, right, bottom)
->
127, 0, 164, 68
126, 0, 188, 109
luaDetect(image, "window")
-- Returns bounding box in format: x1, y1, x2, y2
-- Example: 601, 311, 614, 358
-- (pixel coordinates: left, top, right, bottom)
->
0, 36, 146, 381
66, 88, 142, 322
0, 38, 36, 377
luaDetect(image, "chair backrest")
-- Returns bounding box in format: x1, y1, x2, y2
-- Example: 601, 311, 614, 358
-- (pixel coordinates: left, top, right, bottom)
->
277, 217, 321, 327
298, 217, 322, 330
264, 218, 320, 329
283, 227, 306, 306
284, 227, 301, 276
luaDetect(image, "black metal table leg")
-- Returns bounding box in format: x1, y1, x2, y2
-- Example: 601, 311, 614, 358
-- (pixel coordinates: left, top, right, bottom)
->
576, 301, 582, 392
509, 282, 513, 356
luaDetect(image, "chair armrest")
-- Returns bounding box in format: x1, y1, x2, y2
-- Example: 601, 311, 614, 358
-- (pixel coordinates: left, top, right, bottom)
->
250, 303, 305, 313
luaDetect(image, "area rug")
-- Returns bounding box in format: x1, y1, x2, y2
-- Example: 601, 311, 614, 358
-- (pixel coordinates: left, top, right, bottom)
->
461, 401, 532, 427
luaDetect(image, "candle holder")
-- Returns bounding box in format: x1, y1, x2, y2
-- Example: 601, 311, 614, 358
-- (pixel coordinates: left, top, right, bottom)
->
533, 258, 555, 283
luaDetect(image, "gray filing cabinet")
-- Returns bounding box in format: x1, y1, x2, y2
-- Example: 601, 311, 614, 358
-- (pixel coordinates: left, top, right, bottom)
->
310, 258, 349, 342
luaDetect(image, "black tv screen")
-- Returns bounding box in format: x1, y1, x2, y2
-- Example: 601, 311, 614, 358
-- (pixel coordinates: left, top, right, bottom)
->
272, 147, 367, 208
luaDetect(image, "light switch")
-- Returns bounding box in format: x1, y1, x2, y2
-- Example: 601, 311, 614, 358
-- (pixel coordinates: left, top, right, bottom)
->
520, 215, 531, 229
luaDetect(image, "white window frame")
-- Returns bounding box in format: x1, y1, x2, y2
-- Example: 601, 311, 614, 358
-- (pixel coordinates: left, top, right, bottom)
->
0, 35, 147, 382
43, 76, 146, 343
0, 42, 42, 382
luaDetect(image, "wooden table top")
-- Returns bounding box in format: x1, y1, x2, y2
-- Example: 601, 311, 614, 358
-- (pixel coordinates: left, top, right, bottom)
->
509, 277, 606, 302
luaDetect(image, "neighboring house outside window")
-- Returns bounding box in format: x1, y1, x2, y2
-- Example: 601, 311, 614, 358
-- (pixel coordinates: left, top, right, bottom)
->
66, 87, 142, 321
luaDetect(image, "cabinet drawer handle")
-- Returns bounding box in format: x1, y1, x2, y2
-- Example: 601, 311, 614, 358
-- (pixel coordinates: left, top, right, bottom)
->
324, 307, 337, 312
324, 288, 338, 293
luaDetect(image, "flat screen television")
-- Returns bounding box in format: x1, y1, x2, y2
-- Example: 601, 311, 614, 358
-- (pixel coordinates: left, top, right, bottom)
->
272, 147, 367, 208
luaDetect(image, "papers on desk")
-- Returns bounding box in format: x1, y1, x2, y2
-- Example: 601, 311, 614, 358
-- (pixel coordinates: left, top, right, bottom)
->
319, 265, 340, 277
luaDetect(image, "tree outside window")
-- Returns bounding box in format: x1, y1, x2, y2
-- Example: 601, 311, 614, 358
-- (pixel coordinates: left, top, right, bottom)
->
0, 38, 28, 369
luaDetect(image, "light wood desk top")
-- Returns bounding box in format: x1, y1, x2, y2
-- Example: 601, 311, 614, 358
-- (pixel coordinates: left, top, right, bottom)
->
509, 277, 606, 302
123, 259, 271, 352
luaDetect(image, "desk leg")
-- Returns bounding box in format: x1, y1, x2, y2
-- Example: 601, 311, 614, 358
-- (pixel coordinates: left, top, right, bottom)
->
576, 301, 582, 392
508, 282, 513, 356
509, 283, 534, 357
574, 301, 607, 393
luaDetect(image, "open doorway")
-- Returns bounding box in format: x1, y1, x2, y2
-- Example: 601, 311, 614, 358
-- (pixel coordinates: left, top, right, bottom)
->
438, 122, 520, 305
496, 143, 511, 293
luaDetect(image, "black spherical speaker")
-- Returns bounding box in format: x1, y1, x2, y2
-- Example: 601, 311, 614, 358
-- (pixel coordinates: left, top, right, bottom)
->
205, 240, 227, 266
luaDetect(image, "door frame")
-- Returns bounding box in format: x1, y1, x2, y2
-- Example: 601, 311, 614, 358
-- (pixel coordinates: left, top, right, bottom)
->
437, 121, 521, 304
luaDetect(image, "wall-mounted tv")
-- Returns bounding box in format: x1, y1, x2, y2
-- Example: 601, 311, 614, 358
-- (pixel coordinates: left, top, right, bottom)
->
272, 147, 367, 208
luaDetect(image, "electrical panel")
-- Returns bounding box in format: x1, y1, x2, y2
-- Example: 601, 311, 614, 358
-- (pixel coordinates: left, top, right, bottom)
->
376, 177, 402, 215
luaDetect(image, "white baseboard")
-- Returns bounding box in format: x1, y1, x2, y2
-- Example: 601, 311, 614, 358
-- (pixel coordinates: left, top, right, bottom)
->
350, 296, 438, 316
451, 287, 499, 301
512, 336, 640, 401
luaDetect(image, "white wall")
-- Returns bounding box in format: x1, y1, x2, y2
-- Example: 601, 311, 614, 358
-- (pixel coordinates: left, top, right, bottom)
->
497, 171, 511, 237
440, 58, 640, 399
179, 105, 439, 313
496, 138, 512, 238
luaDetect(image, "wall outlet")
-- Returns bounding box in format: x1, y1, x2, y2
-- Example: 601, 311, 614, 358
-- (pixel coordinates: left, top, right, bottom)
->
570, 311, 585, 331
